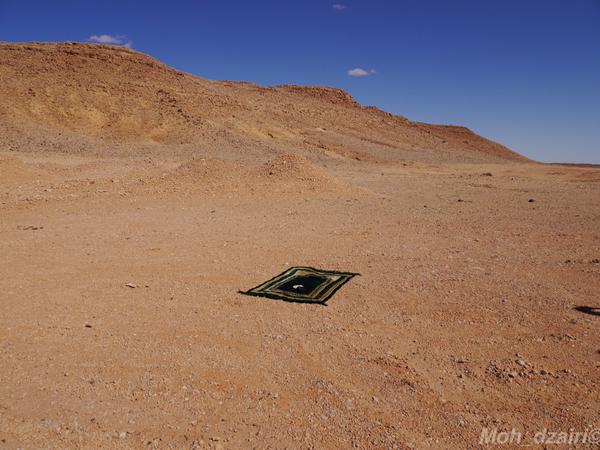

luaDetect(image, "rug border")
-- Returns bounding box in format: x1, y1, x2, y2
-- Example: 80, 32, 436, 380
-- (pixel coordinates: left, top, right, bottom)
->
240, 266, 360, 304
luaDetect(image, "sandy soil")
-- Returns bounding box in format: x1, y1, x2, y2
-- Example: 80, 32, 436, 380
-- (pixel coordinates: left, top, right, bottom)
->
1, 42, 599, 449
1, 150, 599, 449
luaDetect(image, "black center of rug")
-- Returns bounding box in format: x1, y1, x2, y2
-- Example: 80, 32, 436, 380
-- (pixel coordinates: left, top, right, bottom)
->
278, 275, 328, 295
240, 266, 359, 305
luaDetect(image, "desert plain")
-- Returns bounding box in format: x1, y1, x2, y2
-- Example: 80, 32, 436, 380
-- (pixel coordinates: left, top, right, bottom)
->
1, 43, 599, 449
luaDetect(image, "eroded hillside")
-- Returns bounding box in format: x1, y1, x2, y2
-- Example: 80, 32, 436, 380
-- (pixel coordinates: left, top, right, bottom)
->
0, 42, 526, 163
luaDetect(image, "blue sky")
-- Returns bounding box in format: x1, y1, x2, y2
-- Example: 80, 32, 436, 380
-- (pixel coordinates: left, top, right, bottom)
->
1, 0, 599, 163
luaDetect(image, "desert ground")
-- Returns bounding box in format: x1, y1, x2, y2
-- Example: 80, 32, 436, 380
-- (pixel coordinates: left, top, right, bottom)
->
1, 43, 599, 449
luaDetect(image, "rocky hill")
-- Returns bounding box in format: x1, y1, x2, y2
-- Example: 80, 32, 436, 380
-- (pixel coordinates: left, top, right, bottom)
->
0, 42, 527, 163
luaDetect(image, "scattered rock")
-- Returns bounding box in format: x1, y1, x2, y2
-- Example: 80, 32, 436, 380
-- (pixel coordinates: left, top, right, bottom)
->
85, 324, 92, 328
481, 172, 493, 177
528, 199, 535, 203
125, 283, 137, 288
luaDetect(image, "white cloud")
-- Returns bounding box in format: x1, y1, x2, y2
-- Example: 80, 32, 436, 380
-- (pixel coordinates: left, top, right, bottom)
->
347, 68, 376, 77
89, 34, 122, 44
332, 4, 347, 10
88, 34, 133, 47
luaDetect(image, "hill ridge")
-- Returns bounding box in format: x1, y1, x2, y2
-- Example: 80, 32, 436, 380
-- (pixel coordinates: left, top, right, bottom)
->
0, 42, 528, 163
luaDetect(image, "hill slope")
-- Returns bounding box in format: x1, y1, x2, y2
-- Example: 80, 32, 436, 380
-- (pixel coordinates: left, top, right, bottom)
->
0, 42, 527, 163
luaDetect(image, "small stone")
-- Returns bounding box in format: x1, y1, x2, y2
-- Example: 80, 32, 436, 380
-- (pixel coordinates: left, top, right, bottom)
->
528, 199, 535, 203
508, 371, 518, 378
85, 324, 92, 328
372, 396, 379, 402
516, 359, 526, 367
21, 225, 43, 230
125, 283, 137, 289
119, 432, 127, 438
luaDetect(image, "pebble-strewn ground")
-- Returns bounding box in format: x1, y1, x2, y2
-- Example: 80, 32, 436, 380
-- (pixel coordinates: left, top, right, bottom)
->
1, 151, 599, 448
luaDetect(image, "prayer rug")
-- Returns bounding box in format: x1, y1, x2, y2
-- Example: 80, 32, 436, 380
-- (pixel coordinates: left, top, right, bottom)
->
241, 266, 359, 304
